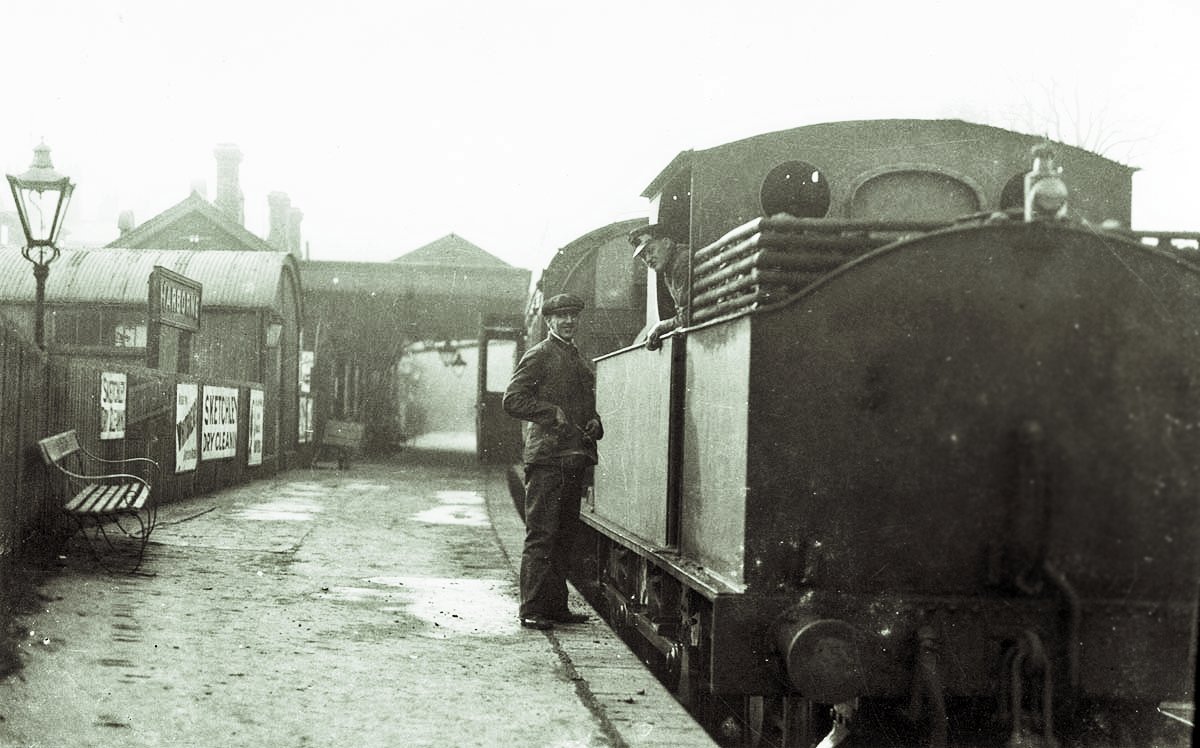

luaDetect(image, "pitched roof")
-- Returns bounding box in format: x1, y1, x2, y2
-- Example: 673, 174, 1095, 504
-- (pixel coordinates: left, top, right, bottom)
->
104, 192, 277, 252
392, 233, 514, 268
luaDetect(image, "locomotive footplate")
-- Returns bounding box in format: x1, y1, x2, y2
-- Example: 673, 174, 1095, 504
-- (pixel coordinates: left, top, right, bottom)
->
585, 511, 807, 694
582, 513, 1194, 704
582, 511, 743, 599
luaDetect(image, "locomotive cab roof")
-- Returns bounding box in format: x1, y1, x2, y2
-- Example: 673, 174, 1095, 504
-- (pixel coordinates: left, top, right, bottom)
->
637, 119, 1137, 251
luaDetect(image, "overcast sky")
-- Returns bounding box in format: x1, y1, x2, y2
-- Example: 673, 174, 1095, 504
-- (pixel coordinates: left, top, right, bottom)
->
2, 0, 1196, 271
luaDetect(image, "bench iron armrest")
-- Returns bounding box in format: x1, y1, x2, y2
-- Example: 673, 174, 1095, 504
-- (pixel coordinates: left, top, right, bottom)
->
76, 442, 160, 475
53, 464, 152, 485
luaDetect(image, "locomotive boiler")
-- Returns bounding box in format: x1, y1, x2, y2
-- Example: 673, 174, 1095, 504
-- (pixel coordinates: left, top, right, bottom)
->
525, 120, 1200, 747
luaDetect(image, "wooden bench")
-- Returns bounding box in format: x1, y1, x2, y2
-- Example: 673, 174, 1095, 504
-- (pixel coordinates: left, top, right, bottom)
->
311, 419, 365, 470
37, 430, 160, 573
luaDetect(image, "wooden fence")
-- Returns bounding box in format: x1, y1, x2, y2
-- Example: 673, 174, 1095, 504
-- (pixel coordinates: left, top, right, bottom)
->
1, 320, 279, 564
0, 318, 49, 561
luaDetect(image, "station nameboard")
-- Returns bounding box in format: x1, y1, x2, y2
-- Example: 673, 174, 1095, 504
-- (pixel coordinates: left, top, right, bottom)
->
149, 266, 202, 332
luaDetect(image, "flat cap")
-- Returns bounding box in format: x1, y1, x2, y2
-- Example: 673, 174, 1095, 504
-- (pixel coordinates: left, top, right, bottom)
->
628, 223, 671, 257
541, 292, 585, 316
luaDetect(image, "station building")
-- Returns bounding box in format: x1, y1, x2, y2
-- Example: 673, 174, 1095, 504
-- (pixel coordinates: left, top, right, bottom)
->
299, 233, 530, 457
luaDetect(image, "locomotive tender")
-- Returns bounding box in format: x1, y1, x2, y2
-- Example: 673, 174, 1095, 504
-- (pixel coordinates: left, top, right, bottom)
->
525, 120, 1200, 747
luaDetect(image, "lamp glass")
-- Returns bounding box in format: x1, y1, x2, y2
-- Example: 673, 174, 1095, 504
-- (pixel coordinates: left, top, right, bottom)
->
7, 142, 74, 261
9, 178, 73, 246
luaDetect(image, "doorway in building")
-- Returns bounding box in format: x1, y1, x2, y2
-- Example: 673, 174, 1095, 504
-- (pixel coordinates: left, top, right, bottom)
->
476, 316, 524, 463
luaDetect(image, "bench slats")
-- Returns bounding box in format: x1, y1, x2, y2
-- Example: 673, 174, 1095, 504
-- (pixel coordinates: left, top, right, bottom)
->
65, 484, 110, 514
66, 482, 149, 515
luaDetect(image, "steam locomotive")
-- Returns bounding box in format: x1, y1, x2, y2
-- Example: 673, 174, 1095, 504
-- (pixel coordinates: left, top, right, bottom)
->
519, 120, 1200, 747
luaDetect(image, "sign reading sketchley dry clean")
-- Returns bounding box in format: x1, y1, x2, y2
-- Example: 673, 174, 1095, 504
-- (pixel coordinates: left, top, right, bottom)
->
201, 385, 239, 461
148, 266, 202, 371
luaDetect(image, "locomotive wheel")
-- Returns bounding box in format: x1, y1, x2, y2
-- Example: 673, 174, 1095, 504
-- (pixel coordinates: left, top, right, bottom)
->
693, 693, 821, 748
1068, 699, 1193, 747
778, 697, 822, 748
674, 642, 699, 708
745, 697, 769, 747
740, 695, 824, 748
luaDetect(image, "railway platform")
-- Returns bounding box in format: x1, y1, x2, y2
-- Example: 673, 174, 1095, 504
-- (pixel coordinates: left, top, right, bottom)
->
0, 432, 715, 748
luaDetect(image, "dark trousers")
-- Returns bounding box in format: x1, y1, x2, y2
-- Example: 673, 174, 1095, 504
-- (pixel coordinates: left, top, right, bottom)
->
520, 458, 586, 619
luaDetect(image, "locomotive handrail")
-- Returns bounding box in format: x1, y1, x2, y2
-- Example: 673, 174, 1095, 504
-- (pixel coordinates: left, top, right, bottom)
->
1125, 229, 1200, 241
1123, 229, 1200, 250
593, 331, 683, 362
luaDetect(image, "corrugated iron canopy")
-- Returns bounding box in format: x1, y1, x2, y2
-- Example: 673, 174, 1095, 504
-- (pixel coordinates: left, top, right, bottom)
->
0, 248, 298, 309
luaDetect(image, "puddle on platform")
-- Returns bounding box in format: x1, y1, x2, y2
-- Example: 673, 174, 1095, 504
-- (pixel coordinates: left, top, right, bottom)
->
413, 490, 488, 527
234, 498, 322, 521
324, 576, 518, 635
277, 482, 328, 496
339, 482, 390, 492
435, 490, 483, 504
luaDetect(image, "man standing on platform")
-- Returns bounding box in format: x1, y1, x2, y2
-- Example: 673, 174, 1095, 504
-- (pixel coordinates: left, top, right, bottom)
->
503, 292, 603, 630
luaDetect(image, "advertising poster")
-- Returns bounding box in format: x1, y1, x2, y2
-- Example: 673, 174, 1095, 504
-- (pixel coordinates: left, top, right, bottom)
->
298, 350, 313, 443
248, 388, 264, 466
100, 372, 127, 440
201, 385, 239, 460
175, 382, 199, 473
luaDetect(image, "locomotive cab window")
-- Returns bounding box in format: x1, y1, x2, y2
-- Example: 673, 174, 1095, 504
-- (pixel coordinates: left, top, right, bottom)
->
850, 169, 981, 221
760, 160, 830, 218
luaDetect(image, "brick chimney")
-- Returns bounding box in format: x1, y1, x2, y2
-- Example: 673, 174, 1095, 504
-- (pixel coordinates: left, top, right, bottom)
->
213, 143, 244, 225
287, 206, 304, 259
117, 210, 136, 237
267, 191, 291, 251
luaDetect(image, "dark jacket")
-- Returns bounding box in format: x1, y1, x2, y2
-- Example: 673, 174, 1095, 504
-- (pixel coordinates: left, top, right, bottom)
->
660, 244, 690, 330
503, 333, 603, 466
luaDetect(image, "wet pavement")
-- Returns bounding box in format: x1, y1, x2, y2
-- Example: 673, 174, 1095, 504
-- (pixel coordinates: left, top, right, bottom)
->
0, 432, 714, 748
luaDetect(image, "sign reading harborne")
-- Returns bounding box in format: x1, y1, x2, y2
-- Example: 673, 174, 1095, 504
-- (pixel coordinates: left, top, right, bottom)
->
149, 266, 202, 331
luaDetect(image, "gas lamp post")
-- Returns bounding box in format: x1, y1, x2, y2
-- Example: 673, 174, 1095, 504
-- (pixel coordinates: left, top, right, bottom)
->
7, 142, 74, 349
